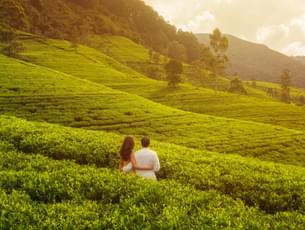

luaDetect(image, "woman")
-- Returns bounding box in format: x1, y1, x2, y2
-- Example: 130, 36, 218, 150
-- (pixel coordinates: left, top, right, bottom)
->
119, 135, 152, 172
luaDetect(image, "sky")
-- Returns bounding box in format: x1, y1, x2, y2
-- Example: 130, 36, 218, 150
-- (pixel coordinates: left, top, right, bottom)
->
143, 0, 305, 56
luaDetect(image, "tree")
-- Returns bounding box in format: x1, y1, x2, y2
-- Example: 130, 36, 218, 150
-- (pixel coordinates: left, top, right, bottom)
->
152, 52, 161, 64
280, 69, 291, 103
165, 59, 183, 87
251, 78, 257, 88
209, 28, 229, 74
148, 49, 153, 60
198, 45, 217, 72
146, 65, 163, 80
2, 39, 24, 57
167, 41, 186, 61
266, 88, 274, 97
228, 77, 247, 94
0, 0, 29, 30
0, 23, 16, 42
299, 95, 305, 105
177, 29, 201, 62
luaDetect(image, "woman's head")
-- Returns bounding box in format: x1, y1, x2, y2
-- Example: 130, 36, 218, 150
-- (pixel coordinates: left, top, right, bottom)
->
120, 135, 135, 161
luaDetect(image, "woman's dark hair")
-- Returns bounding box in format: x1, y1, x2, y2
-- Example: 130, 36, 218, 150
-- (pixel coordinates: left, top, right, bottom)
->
120, 136, 135, 161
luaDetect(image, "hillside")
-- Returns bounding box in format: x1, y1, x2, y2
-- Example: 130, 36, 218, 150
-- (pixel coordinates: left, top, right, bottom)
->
0, 0, 201, 62
87, 34, 230, 89
196, 34, 305, 88
1, 1, 305, 228
294, 56, 305, 66
1, 35, 305, 167
84, 34, 305, 129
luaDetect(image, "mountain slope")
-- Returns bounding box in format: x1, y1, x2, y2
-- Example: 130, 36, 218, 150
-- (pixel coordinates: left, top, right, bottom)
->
0, 0, 200, 61
294, 56, 305, 66
196, 34, 305, 88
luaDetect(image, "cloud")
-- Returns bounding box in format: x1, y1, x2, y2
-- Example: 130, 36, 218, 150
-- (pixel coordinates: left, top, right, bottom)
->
255, 14, 305, 55
281, 42, 305, 56
178, 11, 216, 32
143, 0, 305, 56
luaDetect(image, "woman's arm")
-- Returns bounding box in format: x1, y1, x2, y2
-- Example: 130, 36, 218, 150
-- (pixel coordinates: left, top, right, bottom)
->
130, 153, 153, 170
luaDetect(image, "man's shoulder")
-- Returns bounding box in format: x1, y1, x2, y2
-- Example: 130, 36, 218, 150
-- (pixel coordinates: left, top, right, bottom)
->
136, 148, 157, 155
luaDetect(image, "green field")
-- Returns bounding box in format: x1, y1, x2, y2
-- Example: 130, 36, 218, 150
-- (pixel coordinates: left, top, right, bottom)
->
1, 32, 305, 228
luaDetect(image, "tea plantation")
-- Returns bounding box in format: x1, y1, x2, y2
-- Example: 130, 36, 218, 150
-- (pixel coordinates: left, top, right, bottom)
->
1, 32, 305, 228
2, 53, 305, 166
15, 34, 305, 131
0, 116, 305, 229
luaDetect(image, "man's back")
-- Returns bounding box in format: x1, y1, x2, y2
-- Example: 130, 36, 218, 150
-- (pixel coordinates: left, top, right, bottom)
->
135, 148, 160, 179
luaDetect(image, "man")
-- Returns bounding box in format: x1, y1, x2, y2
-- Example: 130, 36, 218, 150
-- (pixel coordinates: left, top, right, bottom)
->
123, 136, 160, 180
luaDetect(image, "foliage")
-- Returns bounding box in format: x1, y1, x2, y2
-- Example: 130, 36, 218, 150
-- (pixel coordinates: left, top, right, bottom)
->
298, 95, 305, 105
0, 23, 17, 42
165, 59, 183, 87
0, 0, 29, 30
1, 150, 305, 229
198, 45, 218, 71
145, 65, 163, 80
167, 40, 186, 61
280, 69, 291, 103
228, 77, 247, 94
1, 116, 305, 216
209, 28, 229, 74
0, 0, 202, 63
1, 39, 24, 57
176, 29, 201, 62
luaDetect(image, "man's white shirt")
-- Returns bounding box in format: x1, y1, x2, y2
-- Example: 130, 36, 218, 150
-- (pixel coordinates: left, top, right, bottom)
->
123, 148, 160, 179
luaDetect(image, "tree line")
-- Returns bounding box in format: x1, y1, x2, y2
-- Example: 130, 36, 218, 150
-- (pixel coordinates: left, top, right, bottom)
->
0, 0, 202, 63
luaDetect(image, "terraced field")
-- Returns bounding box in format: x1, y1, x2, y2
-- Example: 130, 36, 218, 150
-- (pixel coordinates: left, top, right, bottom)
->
14, 35, 305, 131
1, 36, 305, 167
1, 1, 305, 227
249, 81, 305, 98
1, 33, 305, 229
87, 35, 230, 90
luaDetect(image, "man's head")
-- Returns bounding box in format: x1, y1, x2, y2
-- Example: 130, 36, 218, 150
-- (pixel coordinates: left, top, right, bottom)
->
141, 136, 150, 148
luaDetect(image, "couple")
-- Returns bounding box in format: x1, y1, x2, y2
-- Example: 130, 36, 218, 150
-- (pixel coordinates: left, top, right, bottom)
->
119, 136, 160, 180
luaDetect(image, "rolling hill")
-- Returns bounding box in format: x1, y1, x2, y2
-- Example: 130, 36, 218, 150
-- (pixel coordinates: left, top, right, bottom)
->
1, 34, 305, 167
1, 1, 305, 228
196, 34, 305, 88
84, 34, 305, 130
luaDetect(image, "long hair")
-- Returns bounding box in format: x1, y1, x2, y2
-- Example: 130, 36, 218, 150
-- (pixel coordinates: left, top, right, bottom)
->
120, 136, 135, 161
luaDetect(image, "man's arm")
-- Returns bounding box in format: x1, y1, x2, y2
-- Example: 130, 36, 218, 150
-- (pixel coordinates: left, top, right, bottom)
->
153, 152, 160, 172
